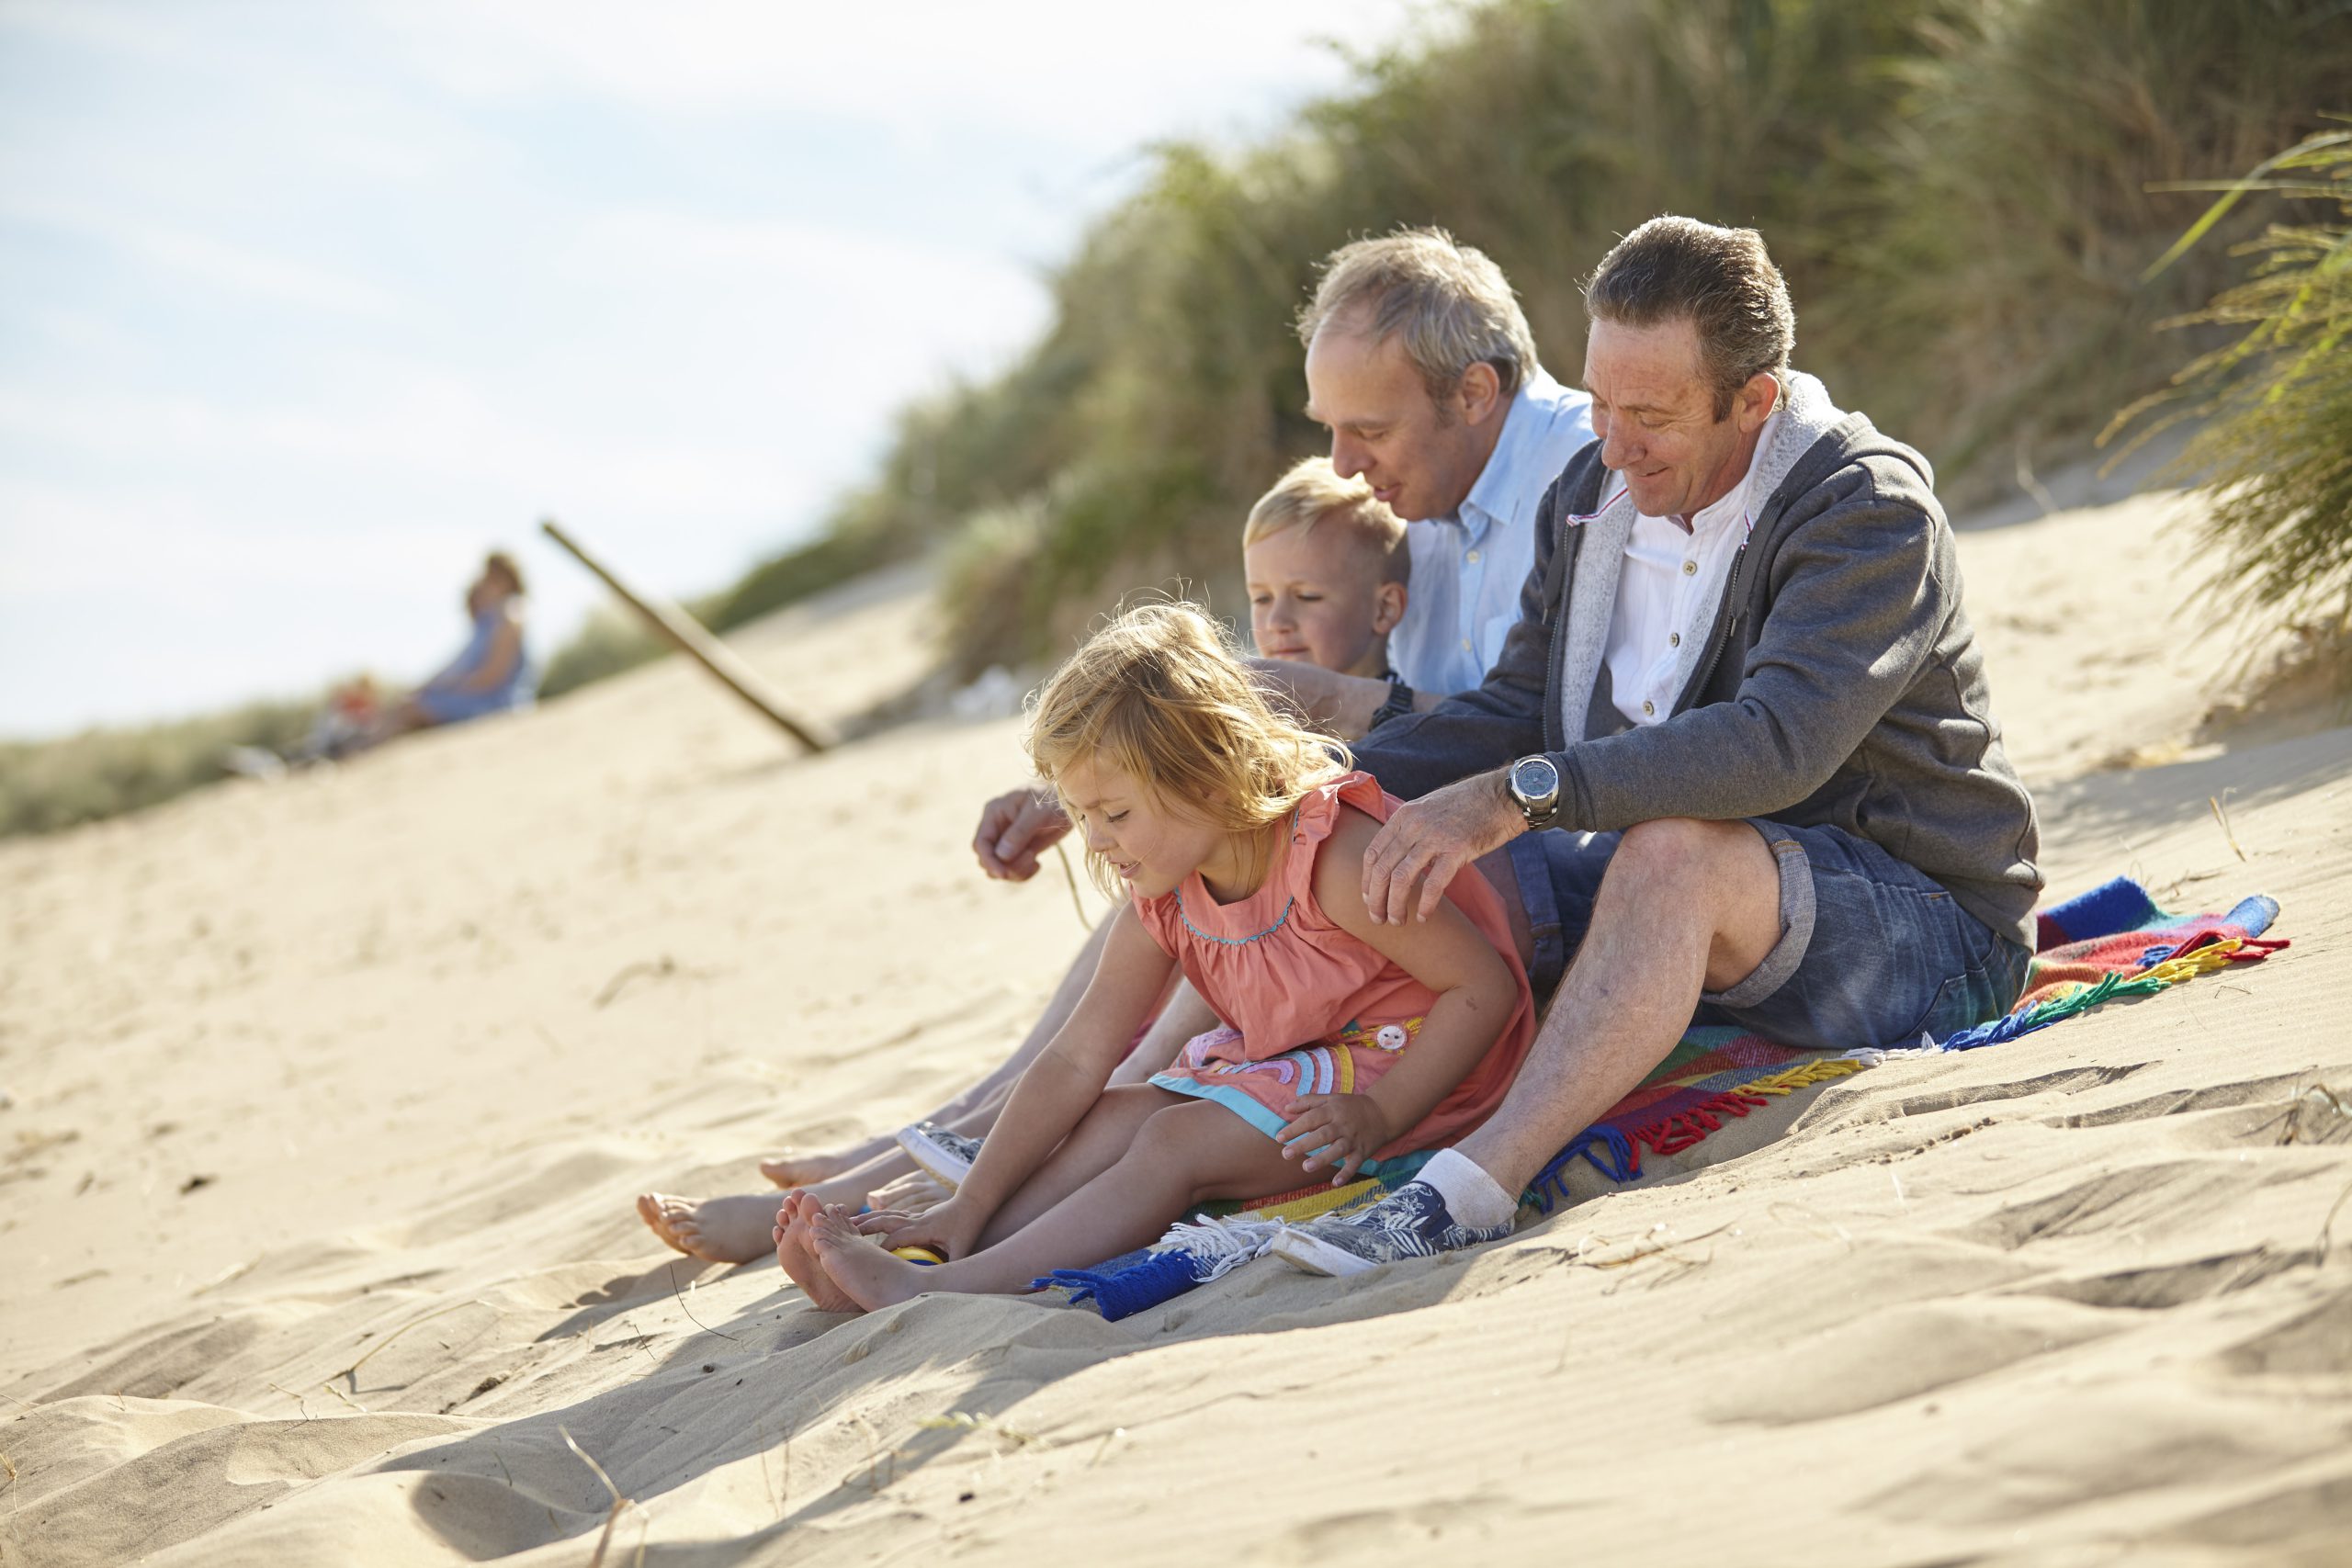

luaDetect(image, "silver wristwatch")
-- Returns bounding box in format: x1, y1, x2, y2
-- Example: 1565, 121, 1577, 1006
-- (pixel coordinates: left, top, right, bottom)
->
1507, 754, 1562, 830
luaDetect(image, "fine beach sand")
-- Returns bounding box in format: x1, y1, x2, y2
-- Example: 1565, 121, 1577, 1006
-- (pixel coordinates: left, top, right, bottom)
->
4, 497, 2348, 1566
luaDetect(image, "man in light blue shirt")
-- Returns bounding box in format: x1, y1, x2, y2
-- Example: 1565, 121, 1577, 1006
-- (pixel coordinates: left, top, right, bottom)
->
1390, 366, 1595, 696
1285, 230, 1594, 728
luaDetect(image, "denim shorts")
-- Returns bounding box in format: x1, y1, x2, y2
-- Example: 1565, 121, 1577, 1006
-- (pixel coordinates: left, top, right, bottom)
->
1505, 818, 2032, 1051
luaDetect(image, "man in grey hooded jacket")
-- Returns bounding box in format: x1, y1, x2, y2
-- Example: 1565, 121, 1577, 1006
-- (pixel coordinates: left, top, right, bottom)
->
1272, 216, 2044, 1276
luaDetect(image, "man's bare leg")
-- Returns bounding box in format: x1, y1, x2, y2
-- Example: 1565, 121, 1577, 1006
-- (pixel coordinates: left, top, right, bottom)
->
1452, 818, 1782, 1196
758, 908, 1122, 1186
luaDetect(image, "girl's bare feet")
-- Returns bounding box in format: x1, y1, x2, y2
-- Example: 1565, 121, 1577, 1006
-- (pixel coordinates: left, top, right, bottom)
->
635, 1191, 789, 1265
807, 1201, 934, 1313
772, 1192, 860, 1313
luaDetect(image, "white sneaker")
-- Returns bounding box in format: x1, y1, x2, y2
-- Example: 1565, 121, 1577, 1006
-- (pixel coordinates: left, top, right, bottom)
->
895, 1121, 984, 1190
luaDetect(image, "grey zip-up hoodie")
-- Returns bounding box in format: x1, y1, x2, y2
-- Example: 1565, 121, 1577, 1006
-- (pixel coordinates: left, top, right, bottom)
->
1354, 370, 2042, 948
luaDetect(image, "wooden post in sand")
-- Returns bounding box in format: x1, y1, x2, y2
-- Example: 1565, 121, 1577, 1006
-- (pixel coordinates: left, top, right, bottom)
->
540, 517, 833, 753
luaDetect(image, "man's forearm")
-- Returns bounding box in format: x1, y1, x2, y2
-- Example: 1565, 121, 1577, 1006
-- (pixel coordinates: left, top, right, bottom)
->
1248, 660, 1395, 740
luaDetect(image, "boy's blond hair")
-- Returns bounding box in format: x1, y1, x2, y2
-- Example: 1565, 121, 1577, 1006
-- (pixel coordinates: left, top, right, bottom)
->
1027, 602, 1348, 896
1242, 457, 1408, 585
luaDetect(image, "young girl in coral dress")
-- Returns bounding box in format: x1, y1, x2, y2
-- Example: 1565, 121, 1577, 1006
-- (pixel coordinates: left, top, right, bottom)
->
773, 602, 1533, 1313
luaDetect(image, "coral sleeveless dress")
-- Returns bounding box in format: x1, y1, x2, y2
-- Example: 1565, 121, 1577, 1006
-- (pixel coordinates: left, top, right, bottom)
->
1137, 771, 1534, 1171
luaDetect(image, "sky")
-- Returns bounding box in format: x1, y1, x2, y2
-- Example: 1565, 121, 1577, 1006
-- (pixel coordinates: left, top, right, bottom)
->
0, 0, 1424, 739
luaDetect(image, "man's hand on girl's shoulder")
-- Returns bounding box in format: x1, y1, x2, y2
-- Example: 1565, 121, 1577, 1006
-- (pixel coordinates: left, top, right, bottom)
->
1360, 768, 1524, 926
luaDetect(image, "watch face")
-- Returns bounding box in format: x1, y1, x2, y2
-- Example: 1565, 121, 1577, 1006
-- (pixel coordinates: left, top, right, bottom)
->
1511, 756, 1559, 802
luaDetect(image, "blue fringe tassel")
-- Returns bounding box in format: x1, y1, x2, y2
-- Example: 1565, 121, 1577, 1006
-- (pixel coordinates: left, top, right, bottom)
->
1523, 1122, 1639, 1212
1934, 1005, 2061, 1053
1036, 1248, 1202, 1322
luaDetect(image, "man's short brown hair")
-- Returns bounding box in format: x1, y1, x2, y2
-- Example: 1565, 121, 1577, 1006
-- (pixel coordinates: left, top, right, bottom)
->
1583, 217, 1794, 420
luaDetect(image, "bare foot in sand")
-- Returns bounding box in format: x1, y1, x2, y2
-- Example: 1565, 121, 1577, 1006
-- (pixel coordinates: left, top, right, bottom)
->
758, 1150, 858, 1188
635, 1191, 787, 1265
807, 1201, 935, 1313
772, 1191, 860, 1313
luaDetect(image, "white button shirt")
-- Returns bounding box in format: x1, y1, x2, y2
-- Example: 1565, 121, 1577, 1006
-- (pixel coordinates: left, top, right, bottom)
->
1604, 412, 1782, 727
1389, 368, 1596, 696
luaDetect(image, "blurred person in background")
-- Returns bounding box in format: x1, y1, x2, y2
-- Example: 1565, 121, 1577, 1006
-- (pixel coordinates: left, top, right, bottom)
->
248, 551, 537, 771
377, 549, 539, 739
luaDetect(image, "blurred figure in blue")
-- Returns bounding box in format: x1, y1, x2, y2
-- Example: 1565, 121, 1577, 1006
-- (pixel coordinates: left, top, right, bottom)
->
265, 551, 537, 767
381, 550, 538, 737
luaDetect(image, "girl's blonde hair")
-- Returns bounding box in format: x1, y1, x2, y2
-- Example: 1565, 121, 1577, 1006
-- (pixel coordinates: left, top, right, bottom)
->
1027, 602, 1348, 896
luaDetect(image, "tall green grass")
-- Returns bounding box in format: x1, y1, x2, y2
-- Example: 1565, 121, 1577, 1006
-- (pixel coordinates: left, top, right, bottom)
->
2109, 123, 2352, 645
1832, 0, 2349, 479
894, 0, 2348, 675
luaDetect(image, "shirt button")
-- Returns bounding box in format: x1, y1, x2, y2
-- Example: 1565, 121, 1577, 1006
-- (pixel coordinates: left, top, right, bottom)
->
1460, 637, 1473, 652
1643, 700, 1656, 716
1668, 632, 1680, 648
1465, 548, 1480, 564
1681, 559, 1697, 576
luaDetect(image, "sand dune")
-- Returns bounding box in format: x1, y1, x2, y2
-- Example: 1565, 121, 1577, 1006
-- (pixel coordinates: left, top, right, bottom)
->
4, 501, 2347, 1566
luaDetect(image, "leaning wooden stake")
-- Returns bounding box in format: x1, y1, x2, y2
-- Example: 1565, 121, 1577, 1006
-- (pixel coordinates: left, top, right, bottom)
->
541, 517, 832, 753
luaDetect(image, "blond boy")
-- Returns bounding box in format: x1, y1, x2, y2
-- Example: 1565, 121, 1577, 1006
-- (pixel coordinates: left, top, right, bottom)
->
1242, 456, 1409, 681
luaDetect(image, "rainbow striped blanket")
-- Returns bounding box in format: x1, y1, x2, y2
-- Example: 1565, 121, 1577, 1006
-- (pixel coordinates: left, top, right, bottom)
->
1041, 876, 2288, 1320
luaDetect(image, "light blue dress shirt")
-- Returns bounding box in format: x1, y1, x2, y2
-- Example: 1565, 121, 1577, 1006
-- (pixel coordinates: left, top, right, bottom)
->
1388, 367, 1596, 697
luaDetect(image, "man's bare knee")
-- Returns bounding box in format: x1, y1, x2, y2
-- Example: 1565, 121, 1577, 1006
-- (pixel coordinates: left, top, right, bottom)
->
1611, 817, 1758, 888
1605, 819, 1780, 983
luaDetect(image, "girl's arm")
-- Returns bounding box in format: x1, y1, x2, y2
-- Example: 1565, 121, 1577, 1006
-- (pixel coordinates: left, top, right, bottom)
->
937, 904, 1177, 1234
1281, 805, 1517, 1182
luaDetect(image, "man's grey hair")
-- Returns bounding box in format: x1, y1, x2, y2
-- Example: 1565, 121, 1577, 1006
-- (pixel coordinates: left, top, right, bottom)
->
1582, 216, 1795, 421
1297, 227, 1539, 408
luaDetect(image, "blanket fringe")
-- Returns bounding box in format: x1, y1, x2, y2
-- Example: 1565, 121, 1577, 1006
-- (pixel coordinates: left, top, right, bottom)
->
1933, 936, 2262, 1051
1634, 1088, 1770, 1156
1736, 1056, 1868, 1097
1151, 1213, 1284, 1282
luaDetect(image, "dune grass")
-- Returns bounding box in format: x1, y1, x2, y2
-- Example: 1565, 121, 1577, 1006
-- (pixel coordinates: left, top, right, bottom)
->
885, 0, 2348, 675
0, 697, 316, 840
2108, 122, 2352, 675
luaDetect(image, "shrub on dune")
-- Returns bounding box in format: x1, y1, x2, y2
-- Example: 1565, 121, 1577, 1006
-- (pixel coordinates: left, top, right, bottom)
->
2109, 123, 2352, 663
